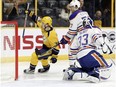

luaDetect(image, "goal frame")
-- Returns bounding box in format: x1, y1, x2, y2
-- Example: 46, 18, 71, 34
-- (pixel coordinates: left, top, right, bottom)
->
1, 21, 18, 80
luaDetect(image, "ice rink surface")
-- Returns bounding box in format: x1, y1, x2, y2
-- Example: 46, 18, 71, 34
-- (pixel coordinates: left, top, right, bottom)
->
1, 60, 116, 87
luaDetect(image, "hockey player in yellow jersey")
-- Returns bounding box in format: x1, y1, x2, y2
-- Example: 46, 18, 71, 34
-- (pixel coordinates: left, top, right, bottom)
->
24, 11, 60, 73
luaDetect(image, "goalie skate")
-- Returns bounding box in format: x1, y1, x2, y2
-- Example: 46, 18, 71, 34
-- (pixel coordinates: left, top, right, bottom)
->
24, 68, 35, 74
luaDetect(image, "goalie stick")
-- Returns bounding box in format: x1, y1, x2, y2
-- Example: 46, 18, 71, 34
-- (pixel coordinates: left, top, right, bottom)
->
38, 42, 60, 60
102, 34, 116, 66
22, 3, 30, 38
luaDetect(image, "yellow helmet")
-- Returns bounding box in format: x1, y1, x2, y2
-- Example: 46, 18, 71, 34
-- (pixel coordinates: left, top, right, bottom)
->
41, 16, 52, 27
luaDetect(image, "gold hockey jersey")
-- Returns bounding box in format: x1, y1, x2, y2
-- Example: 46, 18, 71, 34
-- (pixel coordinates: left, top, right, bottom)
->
28, 11, 59, 50
37, 21, 59, 50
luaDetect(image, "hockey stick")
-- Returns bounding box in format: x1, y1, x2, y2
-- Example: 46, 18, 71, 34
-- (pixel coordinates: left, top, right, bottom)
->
102, 35, 116, 65
107, 54, 116, 66
38, 42, 60, 60
22, 3, 30, 38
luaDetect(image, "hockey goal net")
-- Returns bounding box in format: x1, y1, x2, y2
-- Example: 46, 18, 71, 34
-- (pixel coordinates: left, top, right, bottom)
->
0, 21, 18, 81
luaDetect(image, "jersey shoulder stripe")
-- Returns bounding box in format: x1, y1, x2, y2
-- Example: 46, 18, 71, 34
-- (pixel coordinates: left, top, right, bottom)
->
69, 10, 82, 20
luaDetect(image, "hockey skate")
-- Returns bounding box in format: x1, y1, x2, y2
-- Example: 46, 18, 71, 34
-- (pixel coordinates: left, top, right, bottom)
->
38, 65, 50, 73
24, 68, 35, 74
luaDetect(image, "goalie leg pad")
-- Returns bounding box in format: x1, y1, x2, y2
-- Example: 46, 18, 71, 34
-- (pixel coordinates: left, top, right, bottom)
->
87, 75, 100, 83
63, 67, 88, 80
63, 69, 75, 80
73, 72, 89, 80
87, 64, 112, 83
95, 64, 112, 80
70, 67, 89, 80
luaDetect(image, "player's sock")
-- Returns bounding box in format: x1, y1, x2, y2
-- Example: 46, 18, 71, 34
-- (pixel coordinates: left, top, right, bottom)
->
24, 64, 36, 74
38, 64, 50, 73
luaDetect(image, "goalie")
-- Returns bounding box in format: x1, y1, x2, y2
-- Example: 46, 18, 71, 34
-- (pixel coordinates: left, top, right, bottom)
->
63, 17, 113, 83
24, 11, 59, 73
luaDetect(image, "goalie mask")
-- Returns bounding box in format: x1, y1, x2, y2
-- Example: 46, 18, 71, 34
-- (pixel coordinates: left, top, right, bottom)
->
41, 16, 53, 32
69, 0, 80, 12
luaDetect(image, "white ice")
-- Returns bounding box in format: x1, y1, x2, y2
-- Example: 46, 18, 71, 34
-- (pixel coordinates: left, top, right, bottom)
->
1, 60, 116, 87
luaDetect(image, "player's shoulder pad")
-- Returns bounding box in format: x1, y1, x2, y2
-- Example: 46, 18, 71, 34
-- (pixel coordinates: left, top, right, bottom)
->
69, 10, 83, 20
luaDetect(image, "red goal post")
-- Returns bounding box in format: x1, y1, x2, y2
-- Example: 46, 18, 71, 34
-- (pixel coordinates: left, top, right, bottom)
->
0, 21, 18, 80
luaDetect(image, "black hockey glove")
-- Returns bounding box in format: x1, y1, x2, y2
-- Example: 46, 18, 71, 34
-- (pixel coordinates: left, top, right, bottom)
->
25, 10, 31, 15
60, 35, 71, 44
50, 54, 58, 63
50, 57, 57, 63
60, 37, 68, 44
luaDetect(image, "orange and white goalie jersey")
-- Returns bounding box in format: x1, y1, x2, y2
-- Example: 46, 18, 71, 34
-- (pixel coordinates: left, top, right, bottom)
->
70, 26, 104, 59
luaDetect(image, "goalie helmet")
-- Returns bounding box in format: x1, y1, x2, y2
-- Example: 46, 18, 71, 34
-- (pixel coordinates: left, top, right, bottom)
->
41, 16, 52, 27
69, 0, 80, 8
